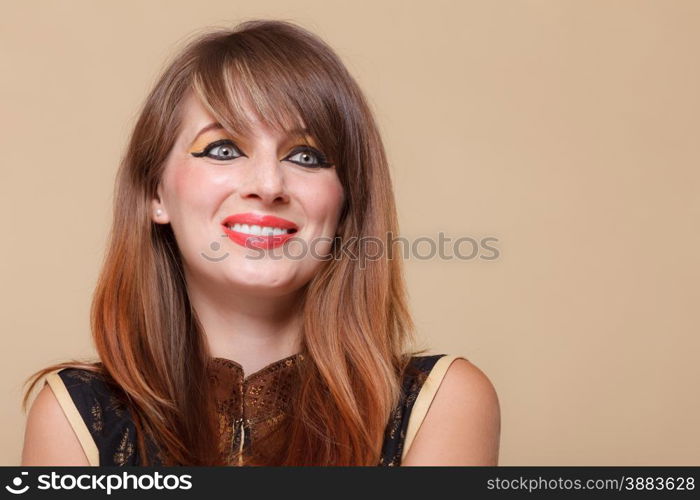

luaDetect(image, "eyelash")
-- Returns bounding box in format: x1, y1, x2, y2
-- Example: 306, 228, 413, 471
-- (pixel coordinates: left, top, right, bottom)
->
191, 139, 333, 168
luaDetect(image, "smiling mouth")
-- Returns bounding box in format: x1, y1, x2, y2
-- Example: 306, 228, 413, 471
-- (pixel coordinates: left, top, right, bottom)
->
223, 223, 298, 236
220, 213, 299, 250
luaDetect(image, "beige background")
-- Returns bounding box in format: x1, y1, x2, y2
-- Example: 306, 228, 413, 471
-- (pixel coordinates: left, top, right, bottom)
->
2, 0, 698, 465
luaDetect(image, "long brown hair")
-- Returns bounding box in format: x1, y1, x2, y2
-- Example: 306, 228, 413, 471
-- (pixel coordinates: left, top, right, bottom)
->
22, 19, 427, 466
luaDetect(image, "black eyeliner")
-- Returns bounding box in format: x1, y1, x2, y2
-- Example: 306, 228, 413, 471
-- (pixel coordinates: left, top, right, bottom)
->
191, 140, 332, 168
190, 139, 238, 158
287, 145, 333, 168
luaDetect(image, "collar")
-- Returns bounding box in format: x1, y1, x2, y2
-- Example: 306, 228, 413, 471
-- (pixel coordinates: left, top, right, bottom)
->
207, 352, 306, 464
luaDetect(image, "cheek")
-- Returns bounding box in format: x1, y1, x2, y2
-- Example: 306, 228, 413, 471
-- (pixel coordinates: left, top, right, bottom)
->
166, 162, 236, 211
295, 174, 345, 224
326, 177, 346, 223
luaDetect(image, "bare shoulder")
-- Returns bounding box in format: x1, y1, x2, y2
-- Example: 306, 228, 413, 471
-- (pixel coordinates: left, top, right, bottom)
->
21, 381, 90, 466
442, 358, 500, 414
402, 357, 501, 466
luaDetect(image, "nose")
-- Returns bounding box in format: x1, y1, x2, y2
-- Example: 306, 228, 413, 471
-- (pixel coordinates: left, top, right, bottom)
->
239, 152, 290, 205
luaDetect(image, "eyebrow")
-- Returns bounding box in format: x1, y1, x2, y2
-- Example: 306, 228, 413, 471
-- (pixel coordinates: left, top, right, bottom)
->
191, 122, 312, 143
192, 122, 225, 142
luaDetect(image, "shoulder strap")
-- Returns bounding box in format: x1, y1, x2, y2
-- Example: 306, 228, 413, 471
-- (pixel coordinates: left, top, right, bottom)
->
401, 354, 464, 462
44, 371, 100, 466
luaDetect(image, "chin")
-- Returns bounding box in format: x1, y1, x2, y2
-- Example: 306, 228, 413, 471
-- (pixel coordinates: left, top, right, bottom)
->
235, 282, 301, 299
225, 269, 299, 295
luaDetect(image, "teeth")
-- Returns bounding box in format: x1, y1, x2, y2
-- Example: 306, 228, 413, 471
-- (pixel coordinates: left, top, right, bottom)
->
227, 223, 292, 236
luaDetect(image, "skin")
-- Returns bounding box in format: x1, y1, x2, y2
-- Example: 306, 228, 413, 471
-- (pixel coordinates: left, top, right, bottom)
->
21, 383, 91, 466
151, 90, 345, 378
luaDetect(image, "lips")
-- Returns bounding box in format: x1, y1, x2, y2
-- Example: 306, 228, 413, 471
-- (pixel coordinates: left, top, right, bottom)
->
221, 212, 299, 250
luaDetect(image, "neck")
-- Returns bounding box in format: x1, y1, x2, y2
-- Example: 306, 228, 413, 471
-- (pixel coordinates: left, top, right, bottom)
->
184, 267, 305, 378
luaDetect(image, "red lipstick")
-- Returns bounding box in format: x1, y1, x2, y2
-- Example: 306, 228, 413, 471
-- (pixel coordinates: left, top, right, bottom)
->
221, 213, 299, 250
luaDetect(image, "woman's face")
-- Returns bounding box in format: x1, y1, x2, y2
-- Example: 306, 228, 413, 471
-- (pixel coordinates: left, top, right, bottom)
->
152, 91, 345, 298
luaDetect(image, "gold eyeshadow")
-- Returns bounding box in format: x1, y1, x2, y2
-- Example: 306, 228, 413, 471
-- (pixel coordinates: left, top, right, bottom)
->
188, 129, 320, 156
188, 130, 235, 154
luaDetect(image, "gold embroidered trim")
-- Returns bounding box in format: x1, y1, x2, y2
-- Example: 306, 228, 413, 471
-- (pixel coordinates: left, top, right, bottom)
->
401, 355, 465, 461
45, 371, 100, 466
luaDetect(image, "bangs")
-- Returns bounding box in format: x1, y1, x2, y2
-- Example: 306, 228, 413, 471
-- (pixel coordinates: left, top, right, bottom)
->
190, 38, 341, 164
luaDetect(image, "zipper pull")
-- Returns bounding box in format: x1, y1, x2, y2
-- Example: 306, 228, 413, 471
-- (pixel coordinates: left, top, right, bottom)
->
233, 417, 248, 466
238, 419, 245, 466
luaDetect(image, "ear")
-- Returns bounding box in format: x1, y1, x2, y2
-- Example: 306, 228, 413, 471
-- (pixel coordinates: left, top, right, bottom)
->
150, 185, 170, 224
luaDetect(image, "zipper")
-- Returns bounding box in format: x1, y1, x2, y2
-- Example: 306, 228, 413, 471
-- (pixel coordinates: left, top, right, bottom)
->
232, 372, 247, 466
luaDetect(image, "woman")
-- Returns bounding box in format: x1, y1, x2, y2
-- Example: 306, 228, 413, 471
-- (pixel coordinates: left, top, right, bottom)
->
20, 19, 500, 466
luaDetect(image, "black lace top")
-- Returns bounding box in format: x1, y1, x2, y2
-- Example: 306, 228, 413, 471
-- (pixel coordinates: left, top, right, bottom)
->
51, 353, 447, 466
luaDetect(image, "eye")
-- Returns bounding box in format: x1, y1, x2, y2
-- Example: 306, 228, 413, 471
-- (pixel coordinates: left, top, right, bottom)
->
285, 146, 333, 168
190, 139, 243, 161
